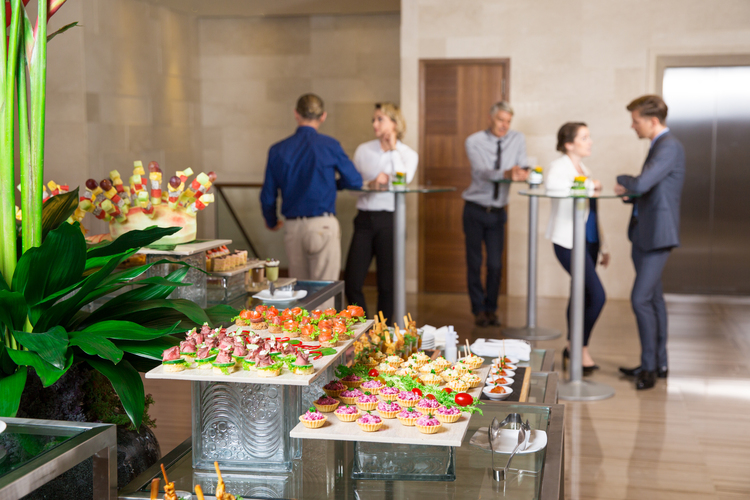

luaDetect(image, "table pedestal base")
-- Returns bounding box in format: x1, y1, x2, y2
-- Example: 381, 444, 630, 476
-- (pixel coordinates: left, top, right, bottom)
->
558, 380, 615, 401
351, 442, 456, 481
501, 326, 561, 342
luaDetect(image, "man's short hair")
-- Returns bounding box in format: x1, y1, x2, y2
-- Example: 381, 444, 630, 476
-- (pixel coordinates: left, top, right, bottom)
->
296, 94, 325, 120
489, 101, 514, 117
627, 95, 668, 124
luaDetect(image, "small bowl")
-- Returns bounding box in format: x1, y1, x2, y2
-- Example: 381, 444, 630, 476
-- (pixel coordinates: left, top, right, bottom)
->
482, 385, 514, 400
492, 363, 517, 372
489, 368, 516, 378
491, 357, 519, 365
486, 376, 514, 387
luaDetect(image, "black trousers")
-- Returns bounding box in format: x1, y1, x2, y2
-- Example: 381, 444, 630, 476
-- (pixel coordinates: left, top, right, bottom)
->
463, 201, 506, 315
344, 210, 394, 324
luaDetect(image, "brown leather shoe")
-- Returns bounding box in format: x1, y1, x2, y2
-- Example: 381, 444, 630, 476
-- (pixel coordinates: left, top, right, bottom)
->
474, 311, 489, 327
486, 311, 500, 326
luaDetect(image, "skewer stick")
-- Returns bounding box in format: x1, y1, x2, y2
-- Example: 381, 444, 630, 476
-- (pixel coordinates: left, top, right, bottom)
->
149, 478, 160, 500
194, 485, 205, 500
379, 311, 386, 326
465, 339, 471, 356
160, 463, 169, 484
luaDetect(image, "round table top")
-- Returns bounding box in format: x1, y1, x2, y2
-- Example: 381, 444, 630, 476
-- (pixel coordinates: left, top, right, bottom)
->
355, 185, 456, 194
519, 187, 637, 199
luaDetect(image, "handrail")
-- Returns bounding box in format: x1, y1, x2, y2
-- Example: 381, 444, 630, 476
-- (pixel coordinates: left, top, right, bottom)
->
213, 183, 262, 258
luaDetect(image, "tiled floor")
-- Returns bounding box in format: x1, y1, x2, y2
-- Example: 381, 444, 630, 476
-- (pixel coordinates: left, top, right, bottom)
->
143, 290, 750, 499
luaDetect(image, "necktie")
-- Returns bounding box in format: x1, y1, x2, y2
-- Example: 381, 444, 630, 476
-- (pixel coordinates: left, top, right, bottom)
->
493, 139, 502, 200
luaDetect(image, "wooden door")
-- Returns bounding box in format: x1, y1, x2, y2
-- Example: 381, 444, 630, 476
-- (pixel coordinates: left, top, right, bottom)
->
419, 60, 509, 293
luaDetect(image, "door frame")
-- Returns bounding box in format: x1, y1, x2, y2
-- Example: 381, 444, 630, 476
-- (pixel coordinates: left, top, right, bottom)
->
417, 58, 511, 292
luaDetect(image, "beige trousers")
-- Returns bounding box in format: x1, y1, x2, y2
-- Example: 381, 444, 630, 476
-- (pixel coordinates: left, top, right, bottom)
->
284, 215, 341, 281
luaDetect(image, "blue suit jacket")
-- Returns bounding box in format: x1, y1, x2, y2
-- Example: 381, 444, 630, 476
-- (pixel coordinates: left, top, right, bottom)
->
617, 132, 685, 252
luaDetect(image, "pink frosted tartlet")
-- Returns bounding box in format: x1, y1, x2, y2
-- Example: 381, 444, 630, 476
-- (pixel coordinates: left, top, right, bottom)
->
415, 414, 442, 434
416, 398, 441, 414
379, 386, 400, 401
361, 380, 383, 394
357, 412, 384, 432
377, 401, 402, 419
435, 405, 462, 423
396, 407, 420, 426
323, 380, 346, 398
334, 404, 361, 422
397, 390, 421, 407
299, 408, 327, 428
339, 388, 364, 405
313, 396, 340, 413
356, 393, 379, 411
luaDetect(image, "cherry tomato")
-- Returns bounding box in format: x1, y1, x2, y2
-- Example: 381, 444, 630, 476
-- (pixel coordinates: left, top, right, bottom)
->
442, 388, 453, 394
411, 388, 423, 397
425, 394, 436, 401
368, 368, 380, 377
454, 393, 473, 407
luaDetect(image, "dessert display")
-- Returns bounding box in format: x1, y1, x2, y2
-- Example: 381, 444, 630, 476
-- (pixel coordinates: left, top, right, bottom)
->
397, 390, 420, 407
206, 245, 248, 272
334, 404, 361, 422
360, 379, 383, 394
357, 412, 384, 432
415, 414, 442, 434
299, 407, 328, 429
416, 397, 441, 414
379, 386, 400, 401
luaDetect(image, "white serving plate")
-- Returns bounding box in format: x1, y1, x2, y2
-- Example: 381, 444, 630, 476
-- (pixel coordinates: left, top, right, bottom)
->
491, 357, 519, 365
486, 376, 514, 387
0, 420, 6, 435
490, 364, 517, 374
252, 289, 308, 303
470, 428, 547, 454
482, 385, 514, 400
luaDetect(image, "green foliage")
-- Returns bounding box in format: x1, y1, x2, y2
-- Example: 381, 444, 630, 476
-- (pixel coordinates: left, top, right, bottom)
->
379, 373, 484, 415
84, 369, 156, 431
0, 223, 238, 428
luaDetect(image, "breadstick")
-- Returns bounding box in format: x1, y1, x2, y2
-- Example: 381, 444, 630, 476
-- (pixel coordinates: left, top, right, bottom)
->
194, 485, 205, 500
214, 461, 223, 483
150, 478, 160, 500
160, 463, 169, 484
379, 311, 386, 325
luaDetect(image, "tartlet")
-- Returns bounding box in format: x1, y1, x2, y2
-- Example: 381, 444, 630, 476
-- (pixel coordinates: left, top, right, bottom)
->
378, 386, 400, 402
256, 361, 283, 377
334, 404, 361, 422
361, 380, 383, 395
462, 354, 484, 369
416, 397, 441, 414
377, 362, 397, 375
440, 368, 461, 382
385, 355, 403, 367
435, 405, 462, 423
341, 374, 363, 389
432, 357, 451, 370
339, 388, 364, 405
415, 414, 442, 434
421, 372, 443, 386
447, 380, 470, 393
461, 373, 482, 388
396, 390, 420, 407
313, 396, 340, 413
299, 408, 327, 429
322, 380, 346, 398
356, 413, 384, 432
356, 393, 379, 411
396, 407, 420, 426
376, 401, 402, 419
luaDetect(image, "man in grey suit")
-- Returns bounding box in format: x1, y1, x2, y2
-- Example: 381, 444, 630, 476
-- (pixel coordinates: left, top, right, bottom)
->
615, 95, 685, 391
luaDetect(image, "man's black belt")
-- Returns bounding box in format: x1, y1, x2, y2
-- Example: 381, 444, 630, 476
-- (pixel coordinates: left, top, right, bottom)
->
466, 201, 505, 214
285, 212, 333, 220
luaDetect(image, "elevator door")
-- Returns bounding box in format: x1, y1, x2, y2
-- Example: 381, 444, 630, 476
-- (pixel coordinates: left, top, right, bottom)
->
661, 66, 750, 295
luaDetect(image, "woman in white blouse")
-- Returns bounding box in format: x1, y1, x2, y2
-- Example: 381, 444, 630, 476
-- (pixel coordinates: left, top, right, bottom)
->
344, 103, 418, 324
545, 122, 609, 374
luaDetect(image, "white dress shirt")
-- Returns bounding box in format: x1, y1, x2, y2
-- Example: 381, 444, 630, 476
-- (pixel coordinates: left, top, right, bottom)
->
544, 154, 606, 251
352, 139, 419, 212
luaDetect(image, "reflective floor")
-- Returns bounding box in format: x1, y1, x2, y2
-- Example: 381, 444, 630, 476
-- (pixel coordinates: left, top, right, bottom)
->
144, 290, 750, 499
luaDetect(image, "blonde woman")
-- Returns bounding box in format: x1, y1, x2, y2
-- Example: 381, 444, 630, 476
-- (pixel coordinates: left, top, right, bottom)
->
545, 122, 609, 375
344, 103, 418, 324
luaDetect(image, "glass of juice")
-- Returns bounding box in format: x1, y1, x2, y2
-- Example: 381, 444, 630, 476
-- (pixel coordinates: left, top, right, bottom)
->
265, 258, 280, 282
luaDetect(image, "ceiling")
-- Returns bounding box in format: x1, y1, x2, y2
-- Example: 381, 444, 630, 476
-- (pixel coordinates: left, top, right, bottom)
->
142, 0, 400, 17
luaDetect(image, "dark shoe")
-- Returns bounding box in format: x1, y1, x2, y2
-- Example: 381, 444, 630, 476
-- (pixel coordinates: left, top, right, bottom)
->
562, 348, 569, 371
658, 367, 668, 379
619, 365, 644, 377
582, 364, 600, 376
486, 311, 500, 326
636, 370, 657, 390
474, 311, 489, 327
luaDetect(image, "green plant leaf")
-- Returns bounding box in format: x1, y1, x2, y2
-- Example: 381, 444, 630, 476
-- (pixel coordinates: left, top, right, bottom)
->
41, 189, 80, 241
0, 290, 28, 332
0, 272, 8, 292
12, 326, 69, 369
6, 349, 72, 387
205, 304, 240, 325
85, 358, 144, 429
114, 336, 180, 361
69, 334, 123, 364
0, 367, 28, 417
84, 250, 135, 272
82, 299, 210, 329
0, 344, 18, 375
96, 266, 190, 310
79, 321, 181, 340
12, 222, 86, 307
87, 227, 180, 259
47, 21, 78, 42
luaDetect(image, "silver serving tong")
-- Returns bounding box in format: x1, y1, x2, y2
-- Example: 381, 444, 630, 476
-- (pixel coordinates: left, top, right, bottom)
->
489, 414, 531, 482
269, 279, 276, 296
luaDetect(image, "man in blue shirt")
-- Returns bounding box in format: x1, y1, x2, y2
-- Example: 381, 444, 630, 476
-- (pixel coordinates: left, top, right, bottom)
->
261, 94, 363, 280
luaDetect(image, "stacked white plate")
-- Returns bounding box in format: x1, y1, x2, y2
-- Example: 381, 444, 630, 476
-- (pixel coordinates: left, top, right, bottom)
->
420, 327, 435, 349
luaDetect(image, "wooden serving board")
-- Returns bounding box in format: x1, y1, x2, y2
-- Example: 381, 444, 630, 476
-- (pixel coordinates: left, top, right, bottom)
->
289, 365, 490, 447
144, 320, 372, 387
